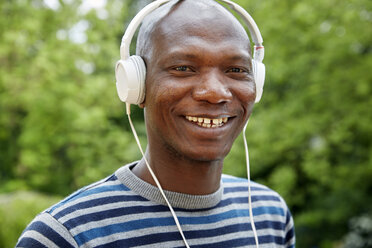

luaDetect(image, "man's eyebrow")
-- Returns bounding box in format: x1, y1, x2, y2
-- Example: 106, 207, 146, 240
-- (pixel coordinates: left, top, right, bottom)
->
225, 54, 252, 62
159, 51, 251, 63
165, 51, 199, 60
155, 51, 199, 66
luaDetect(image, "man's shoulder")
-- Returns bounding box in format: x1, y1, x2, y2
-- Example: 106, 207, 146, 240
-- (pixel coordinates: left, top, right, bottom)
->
45, 170, 133, 219
221, 174, 288, 208
222, 174, 274, 192
16, 171, 130, 248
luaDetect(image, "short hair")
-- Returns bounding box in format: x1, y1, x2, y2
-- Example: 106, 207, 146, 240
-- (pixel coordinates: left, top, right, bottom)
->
136, 0, 249, 62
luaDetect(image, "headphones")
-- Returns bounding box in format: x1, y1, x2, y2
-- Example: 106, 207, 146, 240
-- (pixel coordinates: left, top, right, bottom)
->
115, 0, 265, 105
115, 2, 264, 246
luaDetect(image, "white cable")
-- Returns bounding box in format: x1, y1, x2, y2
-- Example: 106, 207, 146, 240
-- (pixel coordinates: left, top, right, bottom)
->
126, 103, 258, 247
125, 103, 191, 248
243, 119, 259, 248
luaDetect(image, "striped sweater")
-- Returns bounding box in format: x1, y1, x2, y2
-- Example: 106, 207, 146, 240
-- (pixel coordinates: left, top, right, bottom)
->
17, 162, 295, 247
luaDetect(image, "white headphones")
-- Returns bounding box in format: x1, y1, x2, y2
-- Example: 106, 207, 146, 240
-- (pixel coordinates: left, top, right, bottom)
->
115, 0, 265, 105
116, 2, 264, 246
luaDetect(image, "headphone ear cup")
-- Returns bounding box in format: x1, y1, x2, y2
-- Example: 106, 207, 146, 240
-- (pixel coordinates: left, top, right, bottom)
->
115, 55, 146, 105
252, 59, 265, 103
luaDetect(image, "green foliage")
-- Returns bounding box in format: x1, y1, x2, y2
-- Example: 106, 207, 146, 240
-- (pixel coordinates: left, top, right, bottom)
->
0, 191, 61, 248
224, 0, 372, 247
0, 0, 371, 247
0, 0, 142, 195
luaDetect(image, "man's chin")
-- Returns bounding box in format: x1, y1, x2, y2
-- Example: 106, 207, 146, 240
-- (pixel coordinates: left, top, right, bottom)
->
183, 148, 231, 163
163, 140, 233, 163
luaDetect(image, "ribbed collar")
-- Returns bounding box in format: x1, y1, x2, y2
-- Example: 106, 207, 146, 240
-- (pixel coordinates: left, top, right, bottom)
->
115, 162, 223, 210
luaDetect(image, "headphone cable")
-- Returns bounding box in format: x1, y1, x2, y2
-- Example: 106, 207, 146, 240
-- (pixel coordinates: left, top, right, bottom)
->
126, 103, 191, 248
126, 103, 259, 247
243, 118, 259, 247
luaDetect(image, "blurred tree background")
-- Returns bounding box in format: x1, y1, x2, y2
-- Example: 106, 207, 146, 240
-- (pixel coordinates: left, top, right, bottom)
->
0, 0, 371, 247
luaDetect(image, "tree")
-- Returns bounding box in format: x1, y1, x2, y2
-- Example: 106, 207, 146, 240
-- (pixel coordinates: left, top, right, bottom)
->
0, 0, 371, 247
0, 0, 144, 195
224, 0, 372, 246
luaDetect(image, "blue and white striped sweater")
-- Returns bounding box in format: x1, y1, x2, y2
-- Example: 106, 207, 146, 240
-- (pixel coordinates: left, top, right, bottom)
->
17, 163, 295, 247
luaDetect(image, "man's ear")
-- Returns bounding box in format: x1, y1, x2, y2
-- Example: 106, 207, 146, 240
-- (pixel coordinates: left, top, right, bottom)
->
139, 102, 145, 108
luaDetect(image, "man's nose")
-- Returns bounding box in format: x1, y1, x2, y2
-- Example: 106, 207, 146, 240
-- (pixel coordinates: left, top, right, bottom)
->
192, 70, 233, 104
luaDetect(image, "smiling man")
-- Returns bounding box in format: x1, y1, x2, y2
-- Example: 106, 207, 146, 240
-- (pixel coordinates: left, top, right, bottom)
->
17, 0, 295, 247
132, 1, 256, 196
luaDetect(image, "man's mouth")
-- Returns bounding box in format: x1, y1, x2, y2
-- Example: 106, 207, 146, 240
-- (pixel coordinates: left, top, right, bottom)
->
185, 116, 229, 128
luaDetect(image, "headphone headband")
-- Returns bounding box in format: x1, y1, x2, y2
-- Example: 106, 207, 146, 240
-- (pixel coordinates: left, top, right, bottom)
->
115, 0, 266, 104
120, 0, 264, 62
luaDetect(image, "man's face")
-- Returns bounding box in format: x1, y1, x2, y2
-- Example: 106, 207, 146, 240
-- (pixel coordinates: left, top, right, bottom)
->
142, 5, 256, 162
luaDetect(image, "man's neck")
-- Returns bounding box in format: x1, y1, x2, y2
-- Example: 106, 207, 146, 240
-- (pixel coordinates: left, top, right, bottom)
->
131, 147, 224, 195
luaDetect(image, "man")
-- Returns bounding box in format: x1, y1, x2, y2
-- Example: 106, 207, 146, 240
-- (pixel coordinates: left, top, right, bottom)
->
17, 0, 295, 247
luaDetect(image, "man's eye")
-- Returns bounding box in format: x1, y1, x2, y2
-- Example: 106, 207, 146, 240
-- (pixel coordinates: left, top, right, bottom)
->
174, 66, 191, 72
227, 68, 246, 73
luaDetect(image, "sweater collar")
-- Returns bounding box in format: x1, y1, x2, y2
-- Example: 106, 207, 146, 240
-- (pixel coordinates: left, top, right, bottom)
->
115, 162, 223, 210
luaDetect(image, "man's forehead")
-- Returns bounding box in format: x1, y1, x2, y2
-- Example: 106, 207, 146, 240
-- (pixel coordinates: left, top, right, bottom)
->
137, 0, 251, 61
152, 3, 249, 46
154, 1, 247, 37
159, 37, 251, 60
157, 45, 252, 66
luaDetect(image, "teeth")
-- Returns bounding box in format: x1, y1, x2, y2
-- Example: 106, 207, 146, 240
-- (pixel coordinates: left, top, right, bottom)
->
185, 116, 229, 128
